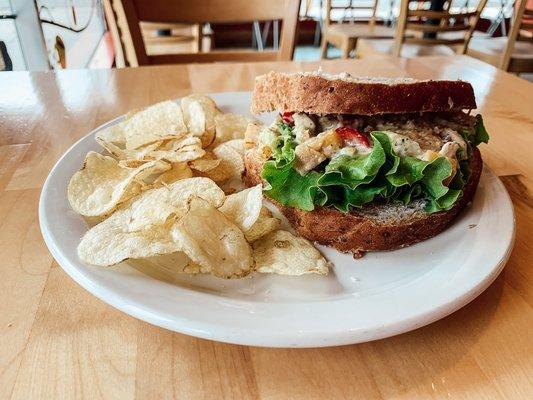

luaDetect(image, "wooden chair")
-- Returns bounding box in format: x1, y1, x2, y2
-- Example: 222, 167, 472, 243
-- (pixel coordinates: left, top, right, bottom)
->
104, 0, 143, 67
103, 0, 126, 67
356, 0, 488, 59
119, 0, 300, 65
467, 0, 533, 73
320, 0, 396, 59
140, 22, 210, 56
105, 0, 206, 67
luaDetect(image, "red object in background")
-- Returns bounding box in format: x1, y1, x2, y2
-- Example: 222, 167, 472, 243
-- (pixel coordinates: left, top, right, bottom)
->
336, 126, 370, 147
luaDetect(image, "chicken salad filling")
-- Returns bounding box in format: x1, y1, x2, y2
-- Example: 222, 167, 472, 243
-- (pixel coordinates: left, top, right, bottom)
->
246, 111, 489, 213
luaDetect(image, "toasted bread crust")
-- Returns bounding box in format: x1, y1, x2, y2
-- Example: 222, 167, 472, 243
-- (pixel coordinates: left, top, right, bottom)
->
244, 147, 482, 256
251, 72, 477, 115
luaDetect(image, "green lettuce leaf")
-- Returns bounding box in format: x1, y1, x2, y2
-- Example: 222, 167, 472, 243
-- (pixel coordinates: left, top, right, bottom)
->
421, 157, 453, 199
272, 122, 296, 165
425, 189, 462, 213
372, 131, 400, 176
262, 160, 320, 211
398, 184, 423, 205
473, 114, 490, 146
319, 133, 386, 188
339, 184, 387, 211
260, 119, 490, 214
460, 114, 490, 149
386, 156, 428, 187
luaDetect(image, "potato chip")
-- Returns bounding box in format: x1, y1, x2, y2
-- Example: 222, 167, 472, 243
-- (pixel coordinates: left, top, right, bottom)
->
124, 101, 188, 149
78, 216, 182, 266
67, 152, 169, 217
171, 198, 253, 278
214, 141, 245, 176
181, 98, 206, 134
253, 230, 329, 275
118, 159, 147, 169
182, 261, 209, 274
135, 160, 172, 185
221, 139, 245, 156
213, 113, 255, 145
190, 94, 219, 114
126, 177, 225, 231
188, 151, 220, 172
244, 206, 281, 242
189, 157, 221, 172
153, 162, 193, 186
77, 178, 225, 266
149, 136, 205, 163
181, 94, 219, 147
200, 130, 216, 148
219, 184, 263, 231
116, 180, 146, 208
96, 123, 126, 146
96, 137, 161, 160
244, 123, 261, 149
97, 101, 188, 150
181, 94, 219, 131
101, 135, 204, 165
202, 142, 244, 182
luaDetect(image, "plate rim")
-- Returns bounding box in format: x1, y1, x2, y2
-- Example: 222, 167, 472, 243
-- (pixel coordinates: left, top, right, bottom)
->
39, 91, 516, 348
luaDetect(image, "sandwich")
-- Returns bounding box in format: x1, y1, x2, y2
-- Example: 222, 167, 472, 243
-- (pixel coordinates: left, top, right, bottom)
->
243, 71, 489, 257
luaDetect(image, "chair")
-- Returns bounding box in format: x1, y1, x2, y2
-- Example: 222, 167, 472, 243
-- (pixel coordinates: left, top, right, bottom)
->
105, 0, 206, 67
140, 22, 205, 56
103, 0, 126, 67
467, 0, 533, 73
320, 0, 396, 59
356, 0, 488, 59
119, 0, 300, 65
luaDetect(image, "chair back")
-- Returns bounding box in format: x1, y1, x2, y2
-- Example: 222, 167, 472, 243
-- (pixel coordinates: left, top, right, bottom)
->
323, 0, 382, 28
501, 0, 533, 70
392, 0, 488, 56
120, 0, 300, 65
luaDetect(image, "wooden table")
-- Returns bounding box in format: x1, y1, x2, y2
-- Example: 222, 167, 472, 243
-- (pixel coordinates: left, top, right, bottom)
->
1, 56, 532, 399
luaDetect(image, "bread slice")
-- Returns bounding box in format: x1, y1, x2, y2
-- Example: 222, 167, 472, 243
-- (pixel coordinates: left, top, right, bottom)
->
244, 147, 482, 257
251, 71, 477, 116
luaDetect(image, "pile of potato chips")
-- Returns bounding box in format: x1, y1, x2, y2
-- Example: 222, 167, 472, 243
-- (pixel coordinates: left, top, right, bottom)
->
68, 94, 330, 279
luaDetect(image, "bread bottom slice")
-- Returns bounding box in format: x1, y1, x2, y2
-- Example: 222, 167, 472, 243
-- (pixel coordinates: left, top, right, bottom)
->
244, 147, 482, 257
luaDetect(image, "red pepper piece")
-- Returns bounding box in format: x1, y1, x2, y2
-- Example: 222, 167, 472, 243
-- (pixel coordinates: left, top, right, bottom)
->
335, 126, 370, 147
281, 111, 294, 124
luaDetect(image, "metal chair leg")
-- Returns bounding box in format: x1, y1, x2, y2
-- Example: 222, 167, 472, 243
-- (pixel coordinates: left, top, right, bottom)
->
273, 20, 279, 50
252, 21, 264, 51
261, 21, 271, 48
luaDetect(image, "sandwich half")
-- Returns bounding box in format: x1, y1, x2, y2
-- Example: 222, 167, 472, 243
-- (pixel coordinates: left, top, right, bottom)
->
243, 71, 490, 257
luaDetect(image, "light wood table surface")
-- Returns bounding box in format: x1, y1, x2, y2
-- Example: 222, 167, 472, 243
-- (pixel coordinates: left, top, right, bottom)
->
1, 55, 531, 399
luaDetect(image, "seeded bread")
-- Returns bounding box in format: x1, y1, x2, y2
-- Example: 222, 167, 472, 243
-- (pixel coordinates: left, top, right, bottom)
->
243, 147, 482, 257
251, 72, 477, 116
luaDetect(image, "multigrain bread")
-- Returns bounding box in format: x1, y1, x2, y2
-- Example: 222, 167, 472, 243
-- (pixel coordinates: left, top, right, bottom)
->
251, 71, 477, 116
247, 71, 484, 256
244, 147, 482, 257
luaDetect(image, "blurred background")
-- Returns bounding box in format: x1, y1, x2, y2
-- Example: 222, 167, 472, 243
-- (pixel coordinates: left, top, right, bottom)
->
0, 0, 531, 77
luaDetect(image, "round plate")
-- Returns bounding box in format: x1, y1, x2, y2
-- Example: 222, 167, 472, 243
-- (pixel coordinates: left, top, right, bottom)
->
39, 92, 515, 348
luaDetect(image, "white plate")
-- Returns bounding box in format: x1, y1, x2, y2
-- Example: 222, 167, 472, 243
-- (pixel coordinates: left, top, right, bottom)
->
39, 92, 515, 348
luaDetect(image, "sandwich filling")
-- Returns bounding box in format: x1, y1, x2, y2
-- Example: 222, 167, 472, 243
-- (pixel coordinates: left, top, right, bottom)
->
246, 111, 489, 213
